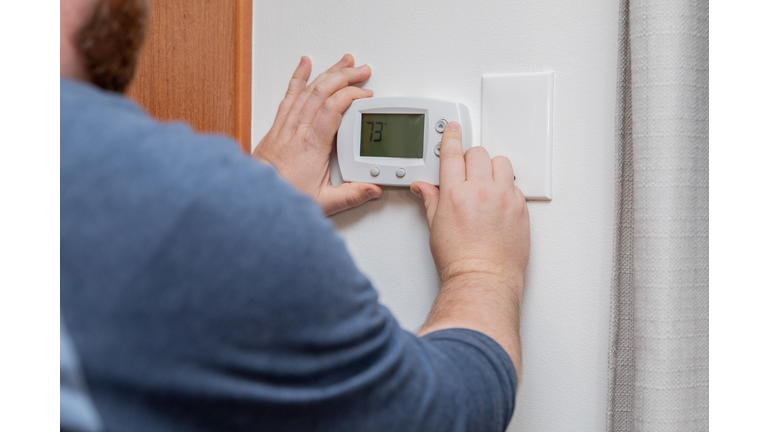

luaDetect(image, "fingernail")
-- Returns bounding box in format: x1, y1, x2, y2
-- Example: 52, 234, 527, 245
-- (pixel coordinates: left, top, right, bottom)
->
357, 64, 369, 71
299, 57, 306, 67
366, 189, 381, 199
447, 122, 460, 131
410, 185, 422, 197
365, 89, 374, 96
338, 55, 347, 64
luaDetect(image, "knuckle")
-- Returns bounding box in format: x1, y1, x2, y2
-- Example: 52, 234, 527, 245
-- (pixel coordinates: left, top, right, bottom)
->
312, 83, 328, 99
446, 187, 467, 205
346, 189, 366, 207
279, 97, 293, 110
321, 98, 337, 114
442, 140, 464, 156
474, 184, 491, 200
299, 125, 316, 148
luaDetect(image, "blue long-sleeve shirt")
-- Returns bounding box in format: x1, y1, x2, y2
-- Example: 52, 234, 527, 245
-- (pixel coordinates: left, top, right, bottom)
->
60, 78, 516, 432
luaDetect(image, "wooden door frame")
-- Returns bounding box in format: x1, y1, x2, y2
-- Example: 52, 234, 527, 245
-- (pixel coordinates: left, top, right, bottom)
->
128, 0, 253, 153
234, 0, 252, 153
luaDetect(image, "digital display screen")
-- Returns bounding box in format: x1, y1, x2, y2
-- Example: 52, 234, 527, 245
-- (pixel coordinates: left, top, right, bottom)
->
359, 114, 425, 158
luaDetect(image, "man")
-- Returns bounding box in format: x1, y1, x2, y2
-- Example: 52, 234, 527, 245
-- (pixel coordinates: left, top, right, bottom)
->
60, 0, 531, 431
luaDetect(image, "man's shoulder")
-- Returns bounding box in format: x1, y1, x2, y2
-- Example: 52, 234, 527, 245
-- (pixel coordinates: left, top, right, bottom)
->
60, 78, 244, 173
60, 78, 331, 277
60, 78, 282, 208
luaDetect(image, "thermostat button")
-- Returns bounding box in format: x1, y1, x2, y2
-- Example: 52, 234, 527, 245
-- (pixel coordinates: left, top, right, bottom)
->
370, 167, 380, 177
435, 118, 448, 133
434, 142, 441, 157
395, 167, 406, 178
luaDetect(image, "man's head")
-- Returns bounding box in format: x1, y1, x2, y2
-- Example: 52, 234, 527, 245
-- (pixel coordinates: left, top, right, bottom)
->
60, 0, 150, 93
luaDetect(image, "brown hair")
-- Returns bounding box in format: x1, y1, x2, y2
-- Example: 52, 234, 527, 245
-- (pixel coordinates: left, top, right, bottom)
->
75, 0, 149, 93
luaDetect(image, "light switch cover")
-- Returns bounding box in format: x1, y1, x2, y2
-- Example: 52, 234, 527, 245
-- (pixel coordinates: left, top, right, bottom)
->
481, 72, 554, 200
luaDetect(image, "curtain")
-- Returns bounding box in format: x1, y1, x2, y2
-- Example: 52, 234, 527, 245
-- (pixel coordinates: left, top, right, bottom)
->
607, 0, 709, 431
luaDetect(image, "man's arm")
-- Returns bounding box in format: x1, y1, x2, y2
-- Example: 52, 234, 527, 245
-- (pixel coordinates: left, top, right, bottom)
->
256, 54, 530, 385
63, 129, 519, 431
411, 123, 530, 384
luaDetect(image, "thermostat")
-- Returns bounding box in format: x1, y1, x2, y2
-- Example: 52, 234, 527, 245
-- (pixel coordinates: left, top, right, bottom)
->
337, 97, 472, 186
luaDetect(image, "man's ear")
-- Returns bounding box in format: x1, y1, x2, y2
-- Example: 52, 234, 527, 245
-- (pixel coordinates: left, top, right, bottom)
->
60, 0, 97, 82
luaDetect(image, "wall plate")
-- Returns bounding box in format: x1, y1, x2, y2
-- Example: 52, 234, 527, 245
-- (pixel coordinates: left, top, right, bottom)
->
481, 72, 554, 200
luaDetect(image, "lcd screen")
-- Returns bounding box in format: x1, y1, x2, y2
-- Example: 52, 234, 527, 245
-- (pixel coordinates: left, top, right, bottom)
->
359, 114, 424, 158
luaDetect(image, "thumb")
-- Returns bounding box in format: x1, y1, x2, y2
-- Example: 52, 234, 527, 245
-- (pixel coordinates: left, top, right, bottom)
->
410, 181, 439, 227
321, 182, 383, 216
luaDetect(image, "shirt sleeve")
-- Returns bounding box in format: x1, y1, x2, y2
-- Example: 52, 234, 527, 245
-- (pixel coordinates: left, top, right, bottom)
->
61, 101, 517, 432
417, 329, 518, 432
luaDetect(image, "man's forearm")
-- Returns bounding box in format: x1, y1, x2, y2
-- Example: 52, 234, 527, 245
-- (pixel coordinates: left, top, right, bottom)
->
418, 272, 523, 385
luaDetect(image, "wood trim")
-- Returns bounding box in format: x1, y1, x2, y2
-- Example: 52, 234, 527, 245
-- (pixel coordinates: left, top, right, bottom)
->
127, 1, 253, 153
234, 0, 253, 153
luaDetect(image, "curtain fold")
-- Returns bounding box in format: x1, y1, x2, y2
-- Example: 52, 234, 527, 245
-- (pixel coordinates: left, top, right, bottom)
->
606, 0, 635, 430
607, 1, 708, 431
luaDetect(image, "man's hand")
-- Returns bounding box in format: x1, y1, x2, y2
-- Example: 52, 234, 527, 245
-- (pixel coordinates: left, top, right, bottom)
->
411, 121, 530, 383
411, 121, 530, 287
253, 55, 383, 216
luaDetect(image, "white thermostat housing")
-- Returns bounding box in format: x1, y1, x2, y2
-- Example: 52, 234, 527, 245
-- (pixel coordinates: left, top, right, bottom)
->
337, 97, 471, 186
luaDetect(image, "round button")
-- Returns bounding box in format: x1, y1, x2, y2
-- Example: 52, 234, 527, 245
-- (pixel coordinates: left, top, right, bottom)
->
395, 167, 406, 178
370, 167, 380, 177
435, 118, 448, 133
434, 142, 441, 157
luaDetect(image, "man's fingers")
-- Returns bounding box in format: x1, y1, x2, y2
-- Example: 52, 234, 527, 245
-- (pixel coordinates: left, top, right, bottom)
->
490, 156, 524, 199
307, 53, 354, 90
285, 57, 312, 100
321, 182, 382, 216
438, 121, 466, 190
272, 56, 312, 131
491, 155, 515, 186
280, 55, 355, 137
411, 181, 440, 228
465, 146, 493, 182
298, 65, 371, 126
312, 86, 374, 143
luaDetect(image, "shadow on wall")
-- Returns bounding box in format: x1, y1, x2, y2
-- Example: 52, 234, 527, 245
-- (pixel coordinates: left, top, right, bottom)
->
331, 188, 426, 231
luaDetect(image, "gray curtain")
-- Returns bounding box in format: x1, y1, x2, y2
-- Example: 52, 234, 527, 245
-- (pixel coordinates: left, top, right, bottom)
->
606, 0, 709, 431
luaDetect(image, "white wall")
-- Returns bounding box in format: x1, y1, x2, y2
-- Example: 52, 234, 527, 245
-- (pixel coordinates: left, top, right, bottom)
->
252, 1, 619, 430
